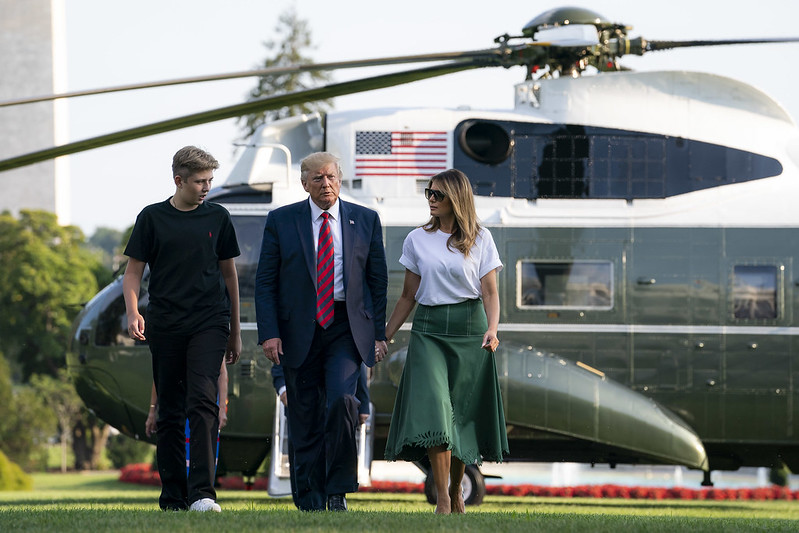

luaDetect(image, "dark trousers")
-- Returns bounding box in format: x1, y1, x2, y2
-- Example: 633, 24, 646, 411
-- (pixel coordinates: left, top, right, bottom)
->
284, 302, 361, 511
148, 326, 227, 510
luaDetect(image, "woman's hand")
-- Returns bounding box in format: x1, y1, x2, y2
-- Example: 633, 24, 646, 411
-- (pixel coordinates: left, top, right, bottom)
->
482, 331, 499, 353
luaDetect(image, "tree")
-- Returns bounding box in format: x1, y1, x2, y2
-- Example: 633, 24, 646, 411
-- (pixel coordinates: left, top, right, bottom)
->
106, 433, 153, 469
0, 355, 55, 471
87, 226, 125, 277
237, 8, 333, 140
0, 448, 33, 491
88, 227, 123, 257
29, 371, 84, 472
71, 411, 111, 471
0, 210, 104, 379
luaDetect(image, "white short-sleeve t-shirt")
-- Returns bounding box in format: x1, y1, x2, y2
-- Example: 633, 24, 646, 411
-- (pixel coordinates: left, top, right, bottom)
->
399, 226, 503, 306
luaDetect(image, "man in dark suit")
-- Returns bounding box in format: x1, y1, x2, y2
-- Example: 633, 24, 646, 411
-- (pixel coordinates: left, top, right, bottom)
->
271, 362, 372, 508
255, 151, 388, 512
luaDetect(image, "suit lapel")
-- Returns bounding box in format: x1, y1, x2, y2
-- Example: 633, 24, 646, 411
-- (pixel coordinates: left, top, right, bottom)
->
340, 200, 353, 293
294, 200, 317, 288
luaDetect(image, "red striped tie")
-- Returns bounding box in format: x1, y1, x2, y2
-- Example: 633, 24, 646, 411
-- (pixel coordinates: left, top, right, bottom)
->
316, 212, 334, 328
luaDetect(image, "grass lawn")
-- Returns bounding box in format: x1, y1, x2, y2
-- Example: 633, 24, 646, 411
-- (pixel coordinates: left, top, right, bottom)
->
1, 471, 798, 532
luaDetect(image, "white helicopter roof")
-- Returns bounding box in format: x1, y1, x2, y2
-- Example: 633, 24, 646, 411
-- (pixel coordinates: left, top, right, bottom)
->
221, 69, 799, 230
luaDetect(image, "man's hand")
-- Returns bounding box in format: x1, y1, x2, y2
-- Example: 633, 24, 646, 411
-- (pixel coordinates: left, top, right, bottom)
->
127, 313, 146, 341
262, 338, 283, 365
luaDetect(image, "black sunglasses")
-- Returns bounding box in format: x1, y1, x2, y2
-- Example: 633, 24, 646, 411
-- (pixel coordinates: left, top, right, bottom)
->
424, 188, 446, 202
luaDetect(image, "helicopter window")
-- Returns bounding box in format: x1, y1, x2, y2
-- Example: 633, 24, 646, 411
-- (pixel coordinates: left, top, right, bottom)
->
518, 260, 612, 309
453, 120, 782, 200
536, 132, 590, 198
94, 292, 140, 346
229, 215, 266, 322
732, 265, 778, 320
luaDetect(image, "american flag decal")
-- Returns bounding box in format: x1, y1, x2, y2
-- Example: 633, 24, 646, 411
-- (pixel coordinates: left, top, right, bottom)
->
354, 131, 448, 178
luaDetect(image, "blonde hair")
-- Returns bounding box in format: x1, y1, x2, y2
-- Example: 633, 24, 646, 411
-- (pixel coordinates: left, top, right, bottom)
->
172, 146, 219, 179
423, 169, 481, 256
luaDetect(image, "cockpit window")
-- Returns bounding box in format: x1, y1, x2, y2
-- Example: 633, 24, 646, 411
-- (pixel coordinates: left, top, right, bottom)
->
518, 260, 613, 309
454, 120, 782, 200
230, 216, 265, 305
732, 265, 778, 319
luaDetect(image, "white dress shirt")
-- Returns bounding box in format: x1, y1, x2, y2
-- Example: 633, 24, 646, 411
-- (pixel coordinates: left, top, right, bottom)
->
309, 198, 345, 301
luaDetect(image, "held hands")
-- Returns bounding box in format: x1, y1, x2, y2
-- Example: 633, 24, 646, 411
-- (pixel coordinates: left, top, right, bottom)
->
375, 340, 388, 362
482, 331, 500, 353
262, 338, 283, 365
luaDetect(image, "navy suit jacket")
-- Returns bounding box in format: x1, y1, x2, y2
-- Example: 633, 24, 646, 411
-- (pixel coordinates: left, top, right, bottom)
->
255, 198, 388, 369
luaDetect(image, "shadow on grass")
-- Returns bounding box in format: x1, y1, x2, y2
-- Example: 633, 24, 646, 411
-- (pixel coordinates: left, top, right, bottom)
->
8, 494, 157, 506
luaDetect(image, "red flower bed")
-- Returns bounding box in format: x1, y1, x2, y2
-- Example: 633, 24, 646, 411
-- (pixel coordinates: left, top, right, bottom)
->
119, 463, 161, 486
482, 483, 799, 500
118, 464, 799, 500
359, 481, 423, 493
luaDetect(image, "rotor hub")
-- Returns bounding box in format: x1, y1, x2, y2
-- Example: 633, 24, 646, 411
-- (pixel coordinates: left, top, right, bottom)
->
522, 7, 611, 37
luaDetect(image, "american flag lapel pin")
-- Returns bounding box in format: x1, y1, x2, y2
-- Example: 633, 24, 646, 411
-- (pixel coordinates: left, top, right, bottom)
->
349, 219, 355, 224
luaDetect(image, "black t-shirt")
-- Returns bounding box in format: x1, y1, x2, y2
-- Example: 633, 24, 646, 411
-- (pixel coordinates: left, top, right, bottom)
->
124, 199, 240, 335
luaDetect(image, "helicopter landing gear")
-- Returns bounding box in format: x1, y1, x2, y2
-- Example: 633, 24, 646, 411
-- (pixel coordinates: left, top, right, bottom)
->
422, 464, 486, 507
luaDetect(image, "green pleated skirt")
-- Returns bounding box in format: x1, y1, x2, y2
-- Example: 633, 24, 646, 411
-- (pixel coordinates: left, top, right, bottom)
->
383, 299, 509, 465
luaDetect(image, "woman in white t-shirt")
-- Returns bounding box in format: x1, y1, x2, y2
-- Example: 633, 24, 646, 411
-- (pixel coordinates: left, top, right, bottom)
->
383, 169, 508, 514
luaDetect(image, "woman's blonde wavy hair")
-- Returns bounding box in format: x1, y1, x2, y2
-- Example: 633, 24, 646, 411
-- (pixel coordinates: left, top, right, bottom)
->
423, 169, 480, 257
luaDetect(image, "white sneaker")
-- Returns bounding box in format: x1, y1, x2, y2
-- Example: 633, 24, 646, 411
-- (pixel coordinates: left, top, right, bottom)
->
189, 498, 221, 512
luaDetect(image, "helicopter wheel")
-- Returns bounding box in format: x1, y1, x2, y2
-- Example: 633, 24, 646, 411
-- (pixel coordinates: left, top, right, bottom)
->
423, 464, 486, 506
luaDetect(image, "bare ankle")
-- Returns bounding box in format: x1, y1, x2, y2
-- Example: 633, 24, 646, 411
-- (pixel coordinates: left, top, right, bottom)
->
435, 493, 451, 514
450, 491, 465, 514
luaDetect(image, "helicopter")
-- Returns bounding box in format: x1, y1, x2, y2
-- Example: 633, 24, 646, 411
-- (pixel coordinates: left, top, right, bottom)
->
4, 6, 799, 505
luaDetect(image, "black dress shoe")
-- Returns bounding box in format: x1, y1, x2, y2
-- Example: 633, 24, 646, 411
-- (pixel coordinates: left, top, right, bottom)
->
327, 494, 348, 511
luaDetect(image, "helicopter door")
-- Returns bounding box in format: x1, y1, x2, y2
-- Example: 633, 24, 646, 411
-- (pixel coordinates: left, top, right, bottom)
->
722, 257, 792, 442
267, 397, 292, 497
628, 228, 699, 391
357, 403, 375, 487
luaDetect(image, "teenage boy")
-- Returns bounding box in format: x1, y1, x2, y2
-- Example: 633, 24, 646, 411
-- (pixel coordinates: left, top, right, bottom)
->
123, 145, 241, 512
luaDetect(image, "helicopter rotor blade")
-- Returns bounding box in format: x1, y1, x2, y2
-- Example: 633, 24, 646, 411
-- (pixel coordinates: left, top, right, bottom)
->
0, 61, 483, 173
645, 37, 799, 52
0, 44, 549, 108
609, 36, 799, 57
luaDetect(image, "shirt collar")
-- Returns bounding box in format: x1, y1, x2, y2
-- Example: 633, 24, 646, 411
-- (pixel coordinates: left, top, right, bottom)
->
309, 198, 340, 221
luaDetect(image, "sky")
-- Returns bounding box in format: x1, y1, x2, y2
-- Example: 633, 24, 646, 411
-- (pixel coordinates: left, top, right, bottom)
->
60, 0, 799, 234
